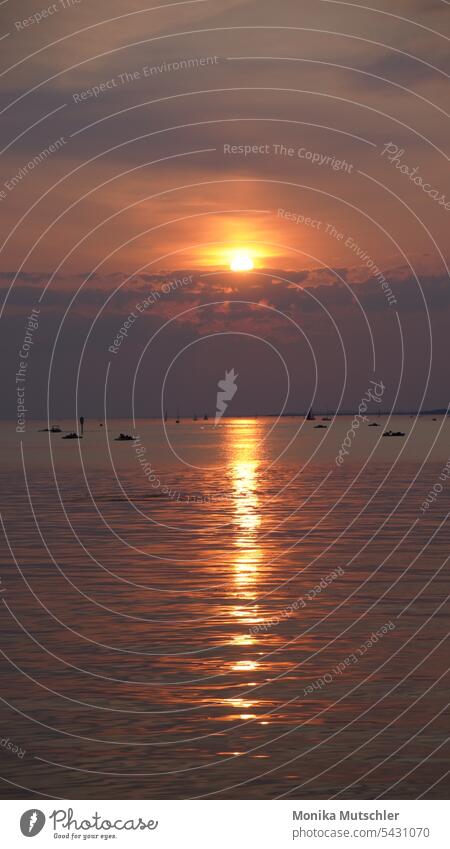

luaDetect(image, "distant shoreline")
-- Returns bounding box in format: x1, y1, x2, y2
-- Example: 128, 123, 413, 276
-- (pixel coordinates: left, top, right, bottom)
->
1, 411, 448, 422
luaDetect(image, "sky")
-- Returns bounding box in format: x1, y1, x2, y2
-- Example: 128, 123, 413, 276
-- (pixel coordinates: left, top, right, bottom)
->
0, 0, 449, 417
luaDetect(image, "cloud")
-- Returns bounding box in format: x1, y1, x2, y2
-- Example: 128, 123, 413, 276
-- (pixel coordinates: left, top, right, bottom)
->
1, 265, 447, 418
1, 0, 448, 417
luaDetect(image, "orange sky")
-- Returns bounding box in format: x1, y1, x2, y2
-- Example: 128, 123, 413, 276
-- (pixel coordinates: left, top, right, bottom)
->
0, 0, 448, 278
0, 0, 449, 413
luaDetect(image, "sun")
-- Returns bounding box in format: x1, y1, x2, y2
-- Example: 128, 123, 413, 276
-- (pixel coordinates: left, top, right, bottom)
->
230, 252, 254, 272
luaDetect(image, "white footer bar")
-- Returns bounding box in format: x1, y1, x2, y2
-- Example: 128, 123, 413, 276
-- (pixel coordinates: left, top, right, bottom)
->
0, 799, 444, 848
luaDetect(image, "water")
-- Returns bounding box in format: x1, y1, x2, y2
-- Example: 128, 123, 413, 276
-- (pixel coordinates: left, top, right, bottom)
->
0, 417, 449, 799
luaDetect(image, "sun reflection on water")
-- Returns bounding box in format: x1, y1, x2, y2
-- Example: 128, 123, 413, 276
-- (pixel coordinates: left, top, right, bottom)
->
225, 422, 266, 681
229, 424, 263, 589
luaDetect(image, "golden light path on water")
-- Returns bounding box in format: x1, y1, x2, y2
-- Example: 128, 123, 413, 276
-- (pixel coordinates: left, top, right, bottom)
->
226, 421, 266, 718
1, 417, 448, 796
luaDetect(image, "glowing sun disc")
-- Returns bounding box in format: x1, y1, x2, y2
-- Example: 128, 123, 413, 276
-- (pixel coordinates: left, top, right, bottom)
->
230, 252, 254, 272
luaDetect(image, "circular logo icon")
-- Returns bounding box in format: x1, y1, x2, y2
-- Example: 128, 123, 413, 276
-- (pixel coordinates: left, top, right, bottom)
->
20, 810, 46, 837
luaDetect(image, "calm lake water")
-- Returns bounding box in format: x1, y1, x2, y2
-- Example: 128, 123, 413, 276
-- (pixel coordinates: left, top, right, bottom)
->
0, 416, 449, 799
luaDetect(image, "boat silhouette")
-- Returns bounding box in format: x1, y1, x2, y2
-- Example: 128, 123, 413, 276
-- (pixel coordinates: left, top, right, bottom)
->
383, 430, 405, 437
